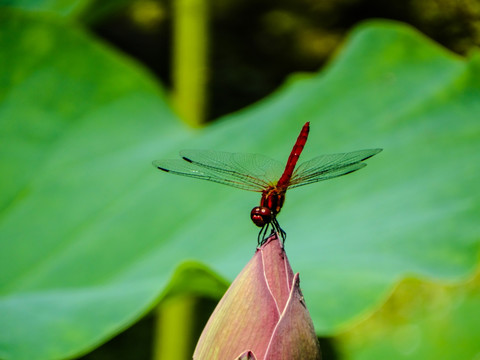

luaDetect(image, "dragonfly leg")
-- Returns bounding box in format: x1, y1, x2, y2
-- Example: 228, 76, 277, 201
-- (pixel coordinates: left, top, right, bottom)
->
272, 218, 287, 246
257, 218, 286, 248
257, 223, 271, 247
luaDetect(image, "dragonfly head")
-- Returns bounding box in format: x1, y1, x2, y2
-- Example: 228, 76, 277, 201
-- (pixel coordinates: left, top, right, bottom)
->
251, 206, 272, 227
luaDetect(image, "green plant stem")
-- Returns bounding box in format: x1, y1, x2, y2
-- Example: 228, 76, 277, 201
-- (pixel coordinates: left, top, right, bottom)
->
172, 0, 209, 126
153, 295, 197, 360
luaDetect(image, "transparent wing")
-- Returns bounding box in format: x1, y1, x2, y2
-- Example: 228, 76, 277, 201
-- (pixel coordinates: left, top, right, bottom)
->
288, 148, 382, 189
152, 149, 284, 192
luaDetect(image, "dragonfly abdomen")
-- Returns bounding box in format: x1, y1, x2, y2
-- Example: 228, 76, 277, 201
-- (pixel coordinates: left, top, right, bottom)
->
276, 122, 310, 188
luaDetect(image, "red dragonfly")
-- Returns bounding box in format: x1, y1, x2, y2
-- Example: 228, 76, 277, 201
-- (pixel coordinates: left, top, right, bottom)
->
153, 122, 381, 244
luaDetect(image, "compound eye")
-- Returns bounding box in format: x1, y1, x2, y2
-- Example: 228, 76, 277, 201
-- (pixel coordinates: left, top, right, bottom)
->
250, 206, 272, 227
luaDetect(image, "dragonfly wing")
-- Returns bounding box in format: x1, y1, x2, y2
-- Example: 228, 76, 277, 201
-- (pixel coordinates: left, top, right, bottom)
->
288, 148, 382, 188
153, 150, 284, 192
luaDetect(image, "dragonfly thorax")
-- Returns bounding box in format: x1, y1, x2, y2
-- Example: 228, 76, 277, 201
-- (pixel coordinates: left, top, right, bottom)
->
261, 187, 286, 216
250, 188, 286, 228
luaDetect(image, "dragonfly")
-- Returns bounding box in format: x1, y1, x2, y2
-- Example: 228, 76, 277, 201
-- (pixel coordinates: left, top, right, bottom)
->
153, 122, 382, 245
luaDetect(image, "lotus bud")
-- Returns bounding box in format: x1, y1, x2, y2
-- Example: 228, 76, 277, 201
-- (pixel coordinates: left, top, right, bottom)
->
193, 234, 321, 360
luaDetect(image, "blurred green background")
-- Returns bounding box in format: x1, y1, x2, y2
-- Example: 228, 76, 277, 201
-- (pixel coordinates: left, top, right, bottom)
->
0, 0, 479, 359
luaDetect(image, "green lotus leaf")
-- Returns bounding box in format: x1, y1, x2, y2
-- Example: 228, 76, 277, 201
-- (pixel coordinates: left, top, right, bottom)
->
0, 9, 479, 360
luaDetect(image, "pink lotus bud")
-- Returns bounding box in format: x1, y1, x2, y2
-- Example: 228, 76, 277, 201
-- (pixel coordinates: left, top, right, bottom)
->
193, 235, 321, 360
